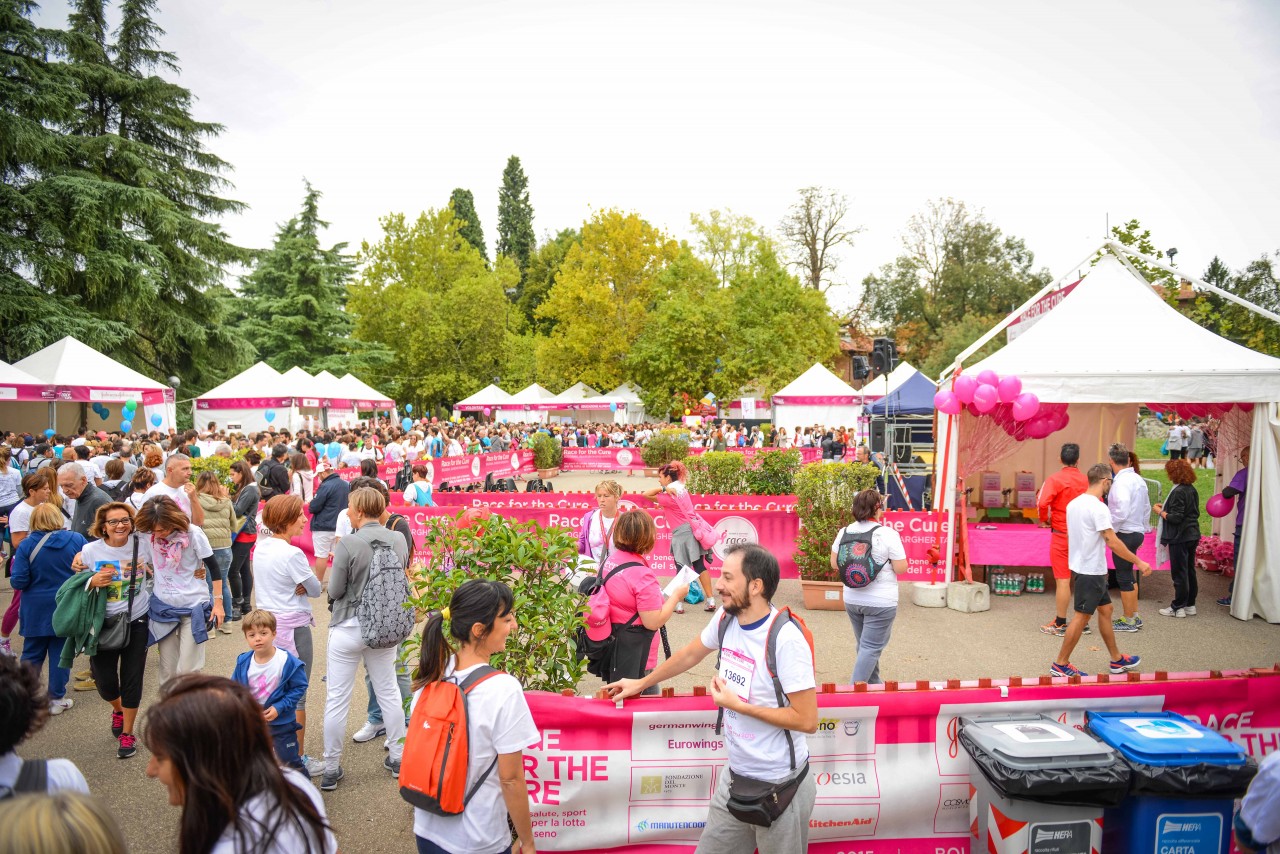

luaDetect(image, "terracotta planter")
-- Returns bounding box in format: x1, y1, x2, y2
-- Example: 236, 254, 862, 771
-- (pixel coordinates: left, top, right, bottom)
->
536, 467, 560, 480
800, 580, 845, 611
643, 467, 659, 478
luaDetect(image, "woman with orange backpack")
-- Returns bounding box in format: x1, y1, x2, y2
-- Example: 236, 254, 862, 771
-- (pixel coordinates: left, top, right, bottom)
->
402, 579, 538, 854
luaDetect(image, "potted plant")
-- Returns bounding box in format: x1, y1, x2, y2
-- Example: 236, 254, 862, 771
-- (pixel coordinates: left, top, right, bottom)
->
640, 428, 689, 477
793, 461, 880, 610
527, 432, 563, 480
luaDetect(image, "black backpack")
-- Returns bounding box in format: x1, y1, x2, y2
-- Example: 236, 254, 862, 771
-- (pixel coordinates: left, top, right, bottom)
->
573, 562, 642, 678
0, 759, 47, 800
834, 524, 887, 588
106, 480, 133, 502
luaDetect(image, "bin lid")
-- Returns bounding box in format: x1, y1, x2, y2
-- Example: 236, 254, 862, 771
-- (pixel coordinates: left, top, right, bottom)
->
960, 713, 1116, 770
1086, 711, 1249, 767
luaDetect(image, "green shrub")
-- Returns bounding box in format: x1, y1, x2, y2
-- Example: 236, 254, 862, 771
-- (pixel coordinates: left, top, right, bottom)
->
640, 429, 690, 468
403, 511, 586, 693
688, 452, 749, 494
793, 462, 881, 581
190, 450, 244, 488
526, 432, 563, 470
746, 449, 802, 495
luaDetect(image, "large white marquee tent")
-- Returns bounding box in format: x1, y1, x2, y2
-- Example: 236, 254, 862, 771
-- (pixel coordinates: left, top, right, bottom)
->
196, 364, 393, 433
770, 363, 862, 433
936, 245, 1280, 623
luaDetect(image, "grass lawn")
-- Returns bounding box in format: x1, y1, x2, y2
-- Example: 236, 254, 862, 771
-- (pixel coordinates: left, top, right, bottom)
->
1141, 464, 1218, 536
1134, 436, 1165, 460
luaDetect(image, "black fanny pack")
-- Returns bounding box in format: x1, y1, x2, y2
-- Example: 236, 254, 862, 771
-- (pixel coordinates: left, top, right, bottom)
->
726, 763, 808, 828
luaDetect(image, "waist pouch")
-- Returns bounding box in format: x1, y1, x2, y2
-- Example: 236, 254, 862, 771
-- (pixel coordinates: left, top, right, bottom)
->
726, 764, 807, 828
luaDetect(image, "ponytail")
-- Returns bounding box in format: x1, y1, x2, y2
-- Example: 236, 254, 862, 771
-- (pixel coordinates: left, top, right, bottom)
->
412, 579, 515, 689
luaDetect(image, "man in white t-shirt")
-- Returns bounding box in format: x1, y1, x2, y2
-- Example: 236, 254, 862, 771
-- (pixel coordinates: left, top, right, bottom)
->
607, 544, 818, 854
142, 453, 205, 525
1052, 463, 1148, 679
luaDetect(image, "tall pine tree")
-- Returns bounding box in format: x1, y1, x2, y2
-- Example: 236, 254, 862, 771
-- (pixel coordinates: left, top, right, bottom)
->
496, 155, 535, 282
38, 0, 249, 388
449, 188, 487, 261
236, 181, 360, 374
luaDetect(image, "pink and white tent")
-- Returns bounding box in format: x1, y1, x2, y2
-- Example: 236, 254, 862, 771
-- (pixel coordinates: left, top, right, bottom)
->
770, 363, 861, 433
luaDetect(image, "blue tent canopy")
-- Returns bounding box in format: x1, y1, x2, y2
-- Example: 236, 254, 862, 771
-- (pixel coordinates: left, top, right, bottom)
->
865, 370, 936, 416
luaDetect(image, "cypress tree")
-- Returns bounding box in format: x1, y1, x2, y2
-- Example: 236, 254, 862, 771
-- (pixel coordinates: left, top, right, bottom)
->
449, 188, 487, 261
496, 155, 535, 280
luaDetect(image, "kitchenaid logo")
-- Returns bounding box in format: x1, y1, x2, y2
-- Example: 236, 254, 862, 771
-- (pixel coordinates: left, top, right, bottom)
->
712, 516, 758, 559
810, 818, 872, 828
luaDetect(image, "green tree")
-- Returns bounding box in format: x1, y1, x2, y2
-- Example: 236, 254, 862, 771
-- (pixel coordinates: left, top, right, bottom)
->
496, 155, 535, 279
349, 207, 521, 409
35, 0, 250, 390
690, 209, 767, 287
448, 187, 487, 261
1183, 253, 1280, 358
535, 210, 679, 391
516, 228, 579, 334
1093, 218, 1178, 291
236, 181, 370, 374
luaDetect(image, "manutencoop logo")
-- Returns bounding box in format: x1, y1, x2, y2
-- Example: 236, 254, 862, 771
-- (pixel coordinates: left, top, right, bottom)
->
634, 819, 706, 833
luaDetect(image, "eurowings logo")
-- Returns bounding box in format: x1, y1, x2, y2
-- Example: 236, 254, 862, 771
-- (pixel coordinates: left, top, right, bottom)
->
1163, 821, 1200, 833
1034, 828, 1072, 843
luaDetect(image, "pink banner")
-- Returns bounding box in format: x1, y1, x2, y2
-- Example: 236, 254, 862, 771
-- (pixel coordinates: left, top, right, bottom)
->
33, 384, 172, 403
518, 671, 1280, 851
196, 397, 295, 409
561, 447, 646, 471
771, 394, 859, 405
882, 511, 950, 582
339, 451, 536, 490
967, 523, 1163, 570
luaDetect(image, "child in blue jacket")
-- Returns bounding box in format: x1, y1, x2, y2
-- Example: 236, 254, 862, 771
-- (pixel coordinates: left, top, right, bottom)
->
232, 609, 308, 771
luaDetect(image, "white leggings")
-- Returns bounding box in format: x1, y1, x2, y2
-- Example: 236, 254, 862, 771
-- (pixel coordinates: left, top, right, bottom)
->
155, 616, 205, 684
323, 623, 406, 771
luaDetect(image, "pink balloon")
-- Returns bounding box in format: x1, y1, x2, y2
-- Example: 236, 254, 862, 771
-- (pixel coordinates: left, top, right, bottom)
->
976, 370, 1000, 388
954, 374, 978, 404
1025, 416, 1054, 439
997, 375, 1022, 403
1055, 413, 1070, 432
1239, 402, 1254, 412
1012, 392, 1040, 422
482, 407, 492, 416
1205, 493, 1235, 518
934, 390, 962, 415
1047, 408, 1069, 432
972, 384, 998, 413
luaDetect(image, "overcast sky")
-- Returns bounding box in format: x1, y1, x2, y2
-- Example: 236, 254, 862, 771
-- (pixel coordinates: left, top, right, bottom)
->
35, 0, 1280, 313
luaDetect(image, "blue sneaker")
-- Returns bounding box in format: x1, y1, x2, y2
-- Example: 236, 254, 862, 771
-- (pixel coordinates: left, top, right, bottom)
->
1049, 662, 1087, 678
1110, 654, 1141, 674
1112, 617, 1140, 633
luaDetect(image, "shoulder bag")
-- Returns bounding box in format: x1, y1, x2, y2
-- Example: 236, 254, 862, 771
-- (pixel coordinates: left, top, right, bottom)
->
97, 536, 139, 652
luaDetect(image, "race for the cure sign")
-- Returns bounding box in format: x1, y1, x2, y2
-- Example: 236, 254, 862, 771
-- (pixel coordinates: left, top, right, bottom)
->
519, 671, 1280, 853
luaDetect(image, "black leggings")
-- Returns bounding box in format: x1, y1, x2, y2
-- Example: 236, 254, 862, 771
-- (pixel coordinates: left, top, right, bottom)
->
1167, 540, 1198, 609
228, 539, 254, 603
90, 616, 149, 708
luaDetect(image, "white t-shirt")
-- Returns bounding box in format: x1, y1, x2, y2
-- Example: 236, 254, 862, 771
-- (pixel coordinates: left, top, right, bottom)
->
0, 467, 23, 506
7, 501, 70, 534
252, 537, 316, 615
403, 482, 433, 506
340, 451, 362, 468
149, 526, 214, 608
830, 521, 907, 607
1066, 493, 1113, 575
0, 751, 89, 794
586, 510, 617, 562
92, 455, 111, 478
384, 442, 404, 464
82, 536, 153, 619
143, 481, 195, 519
126, 492, 148, 511
246, 648, 289, 705
210, 768, 336, 854
699, 608, 814, 781
410, 661, 539, 854
76, 460, 98, 484
334, 510, 353, 540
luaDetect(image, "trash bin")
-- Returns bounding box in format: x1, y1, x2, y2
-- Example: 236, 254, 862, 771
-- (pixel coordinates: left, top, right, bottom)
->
960, 713, 1129, 854
1086, 711, 1258, 854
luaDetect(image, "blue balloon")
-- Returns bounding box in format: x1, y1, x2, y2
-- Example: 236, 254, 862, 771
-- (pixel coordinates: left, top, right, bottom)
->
402, 417, 413, 431
405, 403, 413, 413
609, 402, 618, 412
327, 441, 342, 459
120, 420, 132, 432
264, 409, 276, 423
150, 413, 162, 427
44, 428, 55, 438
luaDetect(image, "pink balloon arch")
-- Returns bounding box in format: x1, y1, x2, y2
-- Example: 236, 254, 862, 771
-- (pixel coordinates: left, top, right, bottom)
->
939, 371, 1060, 442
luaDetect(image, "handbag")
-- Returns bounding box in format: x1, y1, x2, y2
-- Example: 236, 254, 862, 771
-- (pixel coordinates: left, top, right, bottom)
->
726, 764, 808, 828
97, 537, 139, 652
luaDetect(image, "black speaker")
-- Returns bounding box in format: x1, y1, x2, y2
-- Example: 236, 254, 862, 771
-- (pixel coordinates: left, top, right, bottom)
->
869, 421, 886, 453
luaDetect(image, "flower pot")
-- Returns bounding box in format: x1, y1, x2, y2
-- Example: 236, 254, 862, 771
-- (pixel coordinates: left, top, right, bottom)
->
800, 580, 845, 611
643, 467, 659, 478
537, 467, 560, 480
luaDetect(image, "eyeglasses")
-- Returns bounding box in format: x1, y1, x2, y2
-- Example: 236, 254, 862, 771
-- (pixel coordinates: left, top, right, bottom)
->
105, 518, 133, 526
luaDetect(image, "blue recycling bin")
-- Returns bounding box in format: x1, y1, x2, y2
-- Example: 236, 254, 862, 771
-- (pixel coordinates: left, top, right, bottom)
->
1086, 711, 1258, 854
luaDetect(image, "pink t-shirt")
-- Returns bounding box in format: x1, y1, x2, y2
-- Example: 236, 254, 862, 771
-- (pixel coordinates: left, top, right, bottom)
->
654, 482, 696, 528
599, 550, 664, 668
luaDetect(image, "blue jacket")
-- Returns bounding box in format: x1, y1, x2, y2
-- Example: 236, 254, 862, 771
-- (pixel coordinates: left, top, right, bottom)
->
148, 595, 212, 646
11, 529, 88, 637
232, 648, 308, 734
308, 475, 349, 533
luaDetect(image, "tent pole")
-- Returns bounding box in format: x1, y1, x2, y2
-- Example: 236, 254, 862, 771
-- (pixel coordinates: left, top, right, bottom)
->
1107, 242, 1280, 324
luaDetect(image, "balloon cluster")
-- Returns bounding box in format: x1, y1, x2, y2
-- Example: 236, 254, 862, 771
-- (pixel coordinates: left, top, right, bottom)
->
1146, 402, 1254, 418
934, 371, 1067, 441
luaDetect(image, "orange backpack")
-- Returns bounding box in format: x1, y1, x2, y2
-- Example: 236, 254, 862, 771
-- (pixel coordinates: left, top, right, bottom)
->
399, 665, 502, 815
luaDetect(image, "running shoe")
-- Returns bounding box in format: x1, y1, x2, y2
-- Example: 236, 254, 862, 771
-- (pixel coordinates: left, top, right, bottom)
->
302, 756, 324, 778
75, 669, 92, 680
117, 733, 137, 759
1158, 607, 1186, 618
1184, 606, 1197, 616
1109, 654, 1142, 674
352, 721, 387, 744
1216, 596, 1231, 606
1039, 621, 1065, 637
111, 710, 124, 737
1049, 662, 1087, 678
73, 678, 97, 691
383, 755, 400, 778
319, 767, 344, 791
1112, 617, 1140, 633
49, 698, 74, 715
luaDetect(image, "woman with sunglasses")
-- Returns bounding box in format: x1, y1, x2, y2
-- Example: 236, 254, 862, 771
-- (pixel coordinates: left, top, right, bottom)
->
78, 502, 153, 759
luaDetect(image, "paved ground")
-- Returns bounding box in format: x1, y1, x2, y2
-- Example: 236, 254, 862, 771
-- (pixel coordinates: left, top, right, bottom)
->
8, 469, 1279, 853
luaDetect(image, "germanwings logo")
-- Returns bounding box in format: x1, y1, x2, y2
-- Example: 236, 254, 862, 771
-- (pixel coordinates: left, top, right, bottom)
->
1035, 828, 1072, 843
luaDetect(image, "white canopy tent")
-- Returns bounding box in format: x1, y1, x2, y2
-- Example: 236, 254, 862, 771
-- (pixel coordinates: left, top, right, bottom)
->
936, 245, 1280, 623
606, 383, 646, 424
497, 383, 557, 424
770, 363, 862, 433
453, 384, 512, 418
314, 370, 358, 429
11, 337, 176, 433
195, 362, 290, 433
860, 361, 922, 401
337, 374, 395, 412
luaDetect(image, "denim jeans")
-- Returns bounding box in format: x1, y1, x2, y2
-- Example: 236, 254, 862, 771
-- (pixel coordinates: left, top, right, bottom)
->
844, 602, 897, 685
206, 547, 233, 616
22, 635, 70, 699
366, 640, 412, 726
